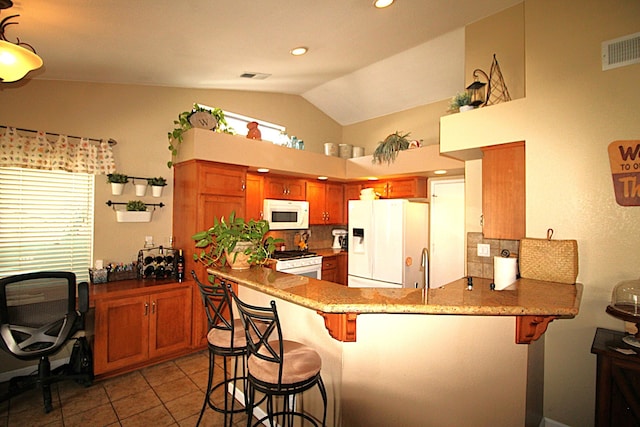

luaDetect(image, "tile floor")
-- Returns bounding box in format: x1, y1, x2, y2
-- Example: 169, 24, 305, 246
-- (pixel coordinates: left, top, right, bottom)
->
0, 350, 257, 427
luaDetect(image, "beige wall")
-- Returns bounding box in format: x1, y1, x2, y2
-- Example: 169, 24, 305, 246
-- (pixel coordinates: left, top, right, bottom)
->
0, 81, 341, 262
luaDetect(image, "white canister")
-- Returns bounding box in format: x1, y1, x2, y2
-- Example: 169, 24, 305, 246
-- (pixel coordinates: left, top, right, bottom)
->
352, 146, 365, 157
339, 144, 353, 159
324, 143, 338, 156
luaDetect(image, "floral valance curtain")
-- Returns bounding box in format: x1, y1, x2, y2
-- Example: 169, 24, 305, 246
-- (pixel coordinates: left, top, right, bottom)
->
0, 126, 116, 175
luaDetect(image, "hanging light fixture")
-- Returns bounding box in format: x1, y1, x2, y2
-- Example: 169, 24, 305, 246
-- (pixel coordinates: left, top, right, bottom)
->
466, 69, 489, 107
0, 1, 42, 83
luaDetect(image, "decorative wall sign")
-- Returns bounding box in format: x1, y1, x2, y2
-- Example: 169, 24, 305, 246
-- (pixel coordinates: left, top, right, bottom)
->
608, 140, 640, 206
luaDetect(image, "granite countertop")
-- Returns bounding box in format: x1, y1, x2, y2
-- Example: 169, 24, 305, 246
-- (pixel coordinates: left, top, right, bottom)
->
207, 266, 582, 317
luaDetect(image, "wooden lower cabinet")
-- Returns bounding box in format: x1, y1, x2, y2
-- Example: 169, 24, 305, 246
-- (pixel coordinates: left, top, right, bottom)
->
93, 285, 192, 376
321, 253, 348, 286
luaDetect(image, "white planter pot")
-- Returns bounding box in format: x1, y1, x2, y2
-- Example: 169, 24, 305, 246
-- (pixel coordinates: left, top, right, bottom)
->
459, 105, 474, 112
110, 182, 125, 195
134, 184, 148, 196
151, 185, 164, 197
116, 210, 153, 223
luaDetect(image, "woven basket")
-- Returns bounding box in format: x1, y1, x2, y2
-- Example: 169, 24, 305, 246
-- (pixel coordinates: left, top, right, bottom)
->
519, 229, 578, 284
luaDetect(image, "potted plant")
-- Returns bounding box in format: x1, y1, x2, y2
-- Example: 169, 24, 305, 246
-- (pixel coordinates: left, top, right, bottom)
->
192, 211, 283, 270
147, 176, 167, 197
167, 104, 234, 168
448, 91, 473, 113
116, 200, 153, 222
372, 131, 411, 165
107, 173, 129, 195
133, 179, 148, 197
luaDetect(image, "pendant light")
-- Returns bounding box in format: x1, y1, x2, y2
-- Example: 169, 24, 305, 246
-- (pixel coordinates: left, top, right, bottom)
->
0, 1, 42, 82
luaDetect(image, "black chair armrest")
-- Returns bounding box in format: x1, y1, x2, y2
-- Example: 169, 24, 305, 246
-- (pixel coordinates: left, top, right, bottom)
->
78, 281, 89, 314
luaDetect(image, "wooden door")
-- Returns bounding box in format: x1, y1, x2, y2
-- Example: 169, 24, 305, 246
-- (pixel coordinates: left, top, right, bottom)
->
149, 287, 193, 359
325, 183, 344, 224
94, 295, 149, 375
482, 142, 525, 239
307, 181, 327, 224
245, 173, 264, 220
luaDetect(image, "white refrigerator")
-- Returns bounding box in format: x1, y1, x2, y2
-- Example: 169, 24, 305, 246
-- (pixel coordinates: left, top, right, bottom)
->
348, 199, 429, 289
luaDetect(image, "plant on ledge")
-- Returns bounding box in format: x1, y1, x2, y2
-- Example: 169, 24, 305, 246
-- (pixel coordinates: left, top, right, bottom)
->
192, 211, 283, 270
448, 91, 472, 113
372, 131, 411, 165
167, 104, 234, 168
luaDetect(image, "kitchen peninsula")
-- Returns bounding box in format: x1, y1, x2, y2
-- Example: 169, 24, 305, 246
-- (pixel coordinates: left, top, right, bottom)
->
211, 266, 582, 427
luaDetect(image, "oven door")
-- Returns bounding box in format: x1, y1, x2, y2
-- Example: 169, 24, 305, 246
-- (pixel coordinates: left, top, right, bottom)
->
277, 263, 322, 280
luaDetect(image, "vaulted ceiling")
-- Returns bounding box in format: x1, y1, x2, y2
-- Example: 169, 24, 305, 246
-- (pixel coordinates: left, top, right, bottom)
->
4, 0, 521, 124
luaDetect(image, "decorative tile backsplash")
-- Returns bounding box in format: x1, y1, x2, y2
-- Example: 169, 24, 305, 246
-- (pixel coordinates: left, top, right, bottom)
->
467, 232, 519, 279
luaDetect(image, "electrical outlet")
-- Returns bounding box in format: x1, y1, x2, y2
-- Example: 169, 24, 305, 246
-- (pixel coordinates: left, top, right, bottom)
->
477, 243, 491, 257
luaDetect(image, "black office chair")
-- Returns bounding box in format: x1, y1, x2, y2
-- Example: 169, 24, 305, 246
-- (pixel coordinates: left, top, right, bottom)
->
192, 270, 249, 426
0, 271, 92, 413
228, 283, 327, 427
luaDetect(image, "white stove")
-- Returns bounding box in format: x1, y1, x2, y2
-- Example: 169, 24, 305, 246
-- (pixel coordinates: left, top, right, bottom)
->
272, 251, 322, 279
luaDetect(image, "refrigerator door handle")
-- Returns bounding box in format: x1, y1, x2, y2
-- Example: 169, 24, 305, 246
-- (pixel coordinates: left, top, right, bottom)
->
421, 248, 429, 289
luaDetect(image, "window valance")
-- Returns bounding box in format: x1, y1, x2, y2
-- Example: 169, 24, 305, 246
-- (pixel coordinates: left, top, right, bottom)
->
0, 126, 115, 175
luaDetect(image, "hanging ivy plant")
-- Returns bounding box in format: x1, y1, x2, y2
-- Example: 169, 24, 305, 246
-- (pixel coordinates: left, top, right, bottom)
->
372, 131, 411, 165
167, 104, 235, 168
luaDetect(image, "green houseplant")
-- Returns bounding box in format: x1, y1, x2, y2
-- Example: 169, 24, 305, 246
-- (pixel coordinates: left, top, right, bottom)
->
167, 104, 234, 168
107, 173, 129, 195
192, 211, 283, 270
372, 131, 411, 165
126, 200, 147, 211
147, 176, 167, 197
448, 91, 473, 113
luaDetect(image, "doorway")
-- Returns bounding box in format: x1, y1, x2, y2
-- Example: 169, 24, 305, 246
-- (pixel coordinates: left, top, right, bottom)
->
429, 179, 465, 288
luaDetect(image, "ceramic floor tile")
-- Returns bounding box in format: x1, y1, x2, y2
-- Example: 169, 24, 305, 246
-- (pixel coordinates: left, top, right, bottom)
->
102, 371, 151, 401
119, 404, 176, 427
7, 404, 63, 427
6, 385, 60, 416
58, 382, 110, 418
111, 387, 161, 420
62, 402, 118, 427
154, 375, 200, 403
163, 389, 204, 422
141, 361, 186, 388
173, 351, 209, 376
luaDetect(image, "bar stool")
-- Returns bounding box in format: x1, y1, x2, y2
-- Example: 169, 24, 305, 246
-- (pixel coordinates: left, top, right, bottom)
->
192, 271, 248, 426
228, 284, 327, 427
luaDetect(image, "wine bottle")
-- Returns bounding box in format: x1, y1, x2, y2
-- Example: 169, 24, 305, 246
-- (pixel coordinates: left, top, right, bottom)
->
176, 249, 185, 282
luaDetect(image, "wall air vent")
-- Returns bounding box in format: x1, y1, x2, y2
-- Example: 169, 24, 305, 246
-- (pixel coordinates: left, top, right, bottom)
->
240, 72, 271, 79
602, 32, 640, 71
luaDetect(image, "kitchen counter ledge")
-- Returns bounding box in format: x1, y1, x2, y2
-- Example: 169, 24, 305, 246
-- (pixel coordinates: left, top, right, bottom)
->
208, 266, 583, 344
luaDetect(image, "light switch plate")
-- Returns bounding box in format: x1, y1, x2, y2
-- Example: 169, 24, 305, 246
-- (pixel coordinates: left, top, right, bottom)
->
477, 243, 491, 257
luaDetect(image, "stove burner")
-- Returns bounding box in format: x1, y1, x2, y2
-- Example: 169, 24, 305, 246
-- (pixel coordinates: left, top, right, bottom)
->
271, 250, 317, 261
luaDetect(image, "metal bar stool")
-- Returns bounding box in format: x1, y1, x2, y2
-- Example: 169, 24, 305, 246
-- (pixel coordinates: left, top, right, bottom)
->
192, 271, 248, 426
228, 283, 328, 427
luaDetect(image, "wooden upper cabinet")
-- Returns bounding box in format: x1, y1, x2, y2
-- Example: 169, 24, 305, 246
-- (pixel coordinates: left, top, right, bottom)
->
264, 175, 306, 201
361, 177, 427, 199
197, 160, 247, 196
246, 173, 264, 220
482, 141, 525, 240
307, 181, 345, 225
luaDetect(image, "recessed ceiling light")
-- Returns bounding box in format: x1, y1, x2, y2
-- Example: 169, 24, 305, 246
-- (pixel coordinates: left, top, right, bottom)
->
257, 168, 270, 173
367, 177, 379, 181
318, 176, 328, 181
434, 170, 447, 175
374, 0, 394, 8
290, 47, 308, 56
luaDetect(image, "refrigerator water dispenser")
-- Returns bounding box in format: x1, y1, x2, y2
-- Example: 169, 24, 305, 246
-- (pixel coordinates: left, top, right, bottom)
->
352, 228, 365, 253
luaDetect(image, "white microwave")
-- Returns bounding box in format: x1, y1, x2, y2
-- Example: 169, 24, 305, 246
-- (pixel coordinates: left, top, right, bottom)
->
263, 199, 309, 230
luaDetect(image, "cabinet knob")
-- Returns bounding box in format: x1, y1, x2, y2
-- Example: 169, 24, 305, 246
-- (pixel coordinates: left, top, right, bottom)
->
144, 302, 149, 316
152, 301, 156, 314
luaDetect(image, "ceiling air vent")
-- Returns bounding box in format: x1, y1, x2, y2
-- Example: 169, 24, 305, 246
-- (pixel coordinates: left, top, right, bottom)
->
602, 32, 640, 71
240, 72, 271, 80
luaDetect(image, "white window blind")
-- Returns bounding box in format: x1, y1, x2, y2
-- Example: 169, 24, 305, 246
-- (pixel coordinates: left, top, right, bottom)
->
0, 167, 95, 282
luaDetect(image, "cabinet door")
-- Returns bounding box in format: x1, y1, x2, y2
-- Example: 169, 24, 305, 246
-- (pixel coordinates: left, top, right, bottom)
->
199, 161, 247, 197
322, 256, 338, 283
337, 253, 348, 286
246, 173, 264, 220
265, 176, 306, 201
149, 287, 193, 359
94, 295, 149, 375
307, 181, 327, 225
325, 183, 344, 224
388, 178, 427, 198
482, 142, 525, 239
